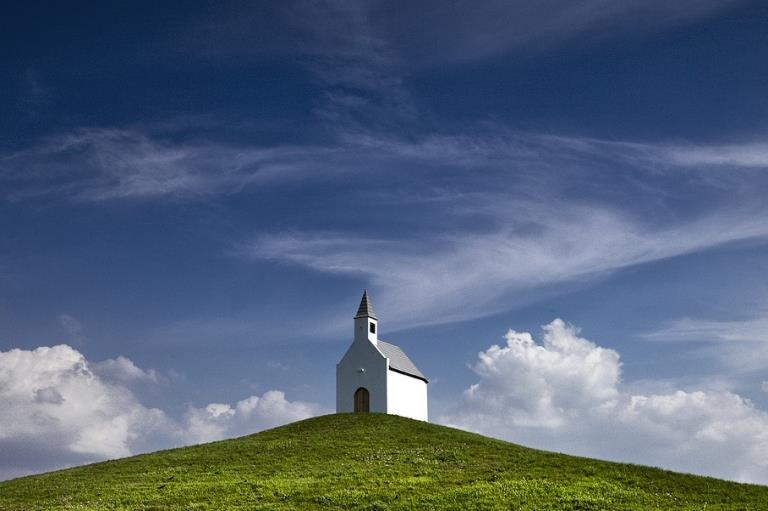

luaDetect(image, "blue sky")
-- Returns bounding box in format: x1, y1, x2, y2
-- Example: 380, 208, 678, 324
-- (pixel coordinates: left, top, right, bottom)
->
3, 0, 768, 482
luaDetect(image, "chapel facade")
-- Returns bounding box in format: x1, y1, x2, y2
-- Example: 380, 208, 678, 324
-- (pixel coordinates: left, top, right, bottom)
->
336, 291, 428, 421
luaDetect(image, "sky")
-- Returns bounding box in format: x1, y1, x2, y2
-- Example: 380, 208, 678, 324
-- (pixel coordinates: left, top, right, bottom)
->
2, 0, 768, 483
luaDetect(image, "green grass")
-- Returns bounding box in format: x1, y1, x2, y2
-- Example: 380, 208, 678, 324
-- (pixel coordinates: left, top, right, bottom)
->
1, 413, 766, 510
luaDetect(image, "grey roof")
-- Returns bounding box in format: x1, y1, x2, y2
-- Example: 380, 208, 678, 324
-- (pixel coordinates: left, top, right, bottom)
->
354, 290, 378, 319
377, 340, 428, 382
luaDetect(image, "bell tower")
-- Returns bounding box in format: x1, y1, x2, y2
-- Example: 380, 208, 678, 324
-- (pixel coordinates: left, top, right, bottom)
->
354, 289, 378, 345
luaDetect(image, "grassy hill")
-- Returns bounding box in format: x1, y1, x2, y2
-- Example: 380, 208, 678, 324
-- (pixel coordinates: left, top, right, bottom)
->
1, 413, 766, 510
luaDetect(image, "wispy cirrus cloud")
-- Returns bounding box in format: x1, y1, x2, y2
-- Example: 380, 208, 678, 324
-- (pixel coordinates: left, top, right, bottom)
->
665, 142, 768, 168
4, 126, 767, 203
0, 128, 335, 201
187, 1, 745, 67
188, 1, 746, 128
377, 0, 746, 65
645, 314, 768, 344
5, 125, 768, 332
644, 310, 768, 373
187, 1, 415, 126
243, 204, 768, 328
57, 314, 88, 345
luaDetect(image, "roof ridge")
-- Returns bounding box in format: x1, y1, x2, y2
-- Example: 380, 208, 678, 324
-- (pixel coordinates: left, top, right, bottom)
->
375, 338, 427, 382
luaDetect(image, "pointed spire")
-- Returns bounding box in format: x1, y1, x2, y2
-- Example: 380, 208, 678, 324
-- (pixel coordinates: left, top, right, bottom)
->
354, 289, 378, 319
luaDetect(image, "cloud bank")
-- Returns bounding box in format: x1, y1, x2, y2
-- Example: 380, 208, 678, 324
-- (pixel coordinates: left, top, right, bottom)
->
0, 345, 322, 481
4, 325, 768, 484
441, 319, 768, 484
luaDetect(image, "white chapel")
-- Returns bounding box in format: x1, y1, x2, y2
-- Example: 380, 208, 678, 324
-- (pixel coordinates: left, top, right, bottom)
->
336, 290, 429, 421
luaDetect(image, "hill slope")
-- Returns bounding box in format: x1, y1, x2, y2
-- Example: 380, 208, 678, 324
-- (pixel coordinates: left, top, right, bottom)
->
1, 413, 766, 510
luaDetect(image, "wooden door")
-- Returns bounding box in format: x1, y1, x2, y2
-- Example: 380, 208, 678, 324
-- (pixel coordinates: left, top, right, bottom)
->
354, 387, 369, 413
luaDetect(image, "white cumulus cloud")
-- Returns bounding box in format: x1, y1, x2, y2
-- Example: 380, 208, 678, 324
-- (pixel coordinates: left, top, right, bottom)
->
0, 345, 322, 481
92, 356, 160, 384
461, 319, 621, 428
0, 345, 174, 480
183, 391, 323, 444
441, 319, 768, 484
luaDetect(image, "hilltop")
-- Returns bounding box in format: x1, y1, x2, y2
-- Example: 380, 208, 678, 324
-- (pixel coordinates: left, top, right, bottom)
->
1, 413, 766, 510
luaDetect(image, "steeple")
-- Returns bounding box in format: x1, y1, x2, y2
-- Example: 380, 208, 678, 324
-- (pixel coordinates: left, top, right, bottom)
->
354, 289, 379, 344
354, 289, 378, 319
